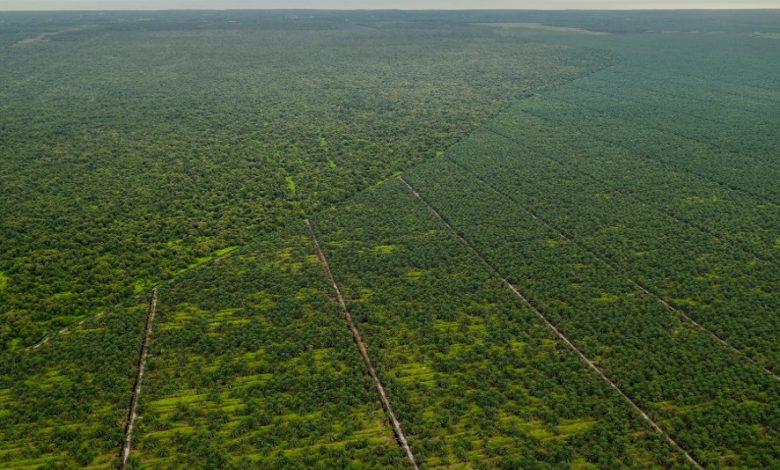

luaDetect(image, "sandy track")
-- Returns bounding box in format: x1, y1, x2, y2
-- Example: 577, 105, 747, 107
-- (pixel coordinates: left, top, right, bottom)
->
305, 219, 419, 470
399, 175, 703, 470
119, 288, 158, 469
448, 153, 778, 382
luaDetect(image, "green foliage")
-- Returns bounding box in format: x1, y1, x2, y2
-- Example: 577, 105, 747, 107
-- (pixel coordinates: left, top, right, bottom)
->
2, 10, 780, 470
0, 11, 609, 351
437, 27, 780, 373
408, 156, 780, 467
132, 225, 405, 468
310, 180, 682, 468
0, 299, 148, 468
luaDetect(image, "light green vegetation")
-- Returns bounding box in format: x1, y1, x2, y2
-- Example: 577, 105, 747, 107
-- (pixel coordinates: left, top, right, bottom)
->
172, 246, 239, 276
408, 154, 780, 467
285, 176, 296, 194
310, 180, 684, 468
0, 298, 149, 468
132, 224, 404, 468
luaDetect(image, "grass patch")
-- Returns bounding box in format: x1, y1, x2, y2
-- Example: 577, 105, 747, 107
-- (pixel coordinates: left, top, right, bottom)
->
593, 292, 619, 303
173, 246, 238, 276
372, 244, 398, 254
557, 418, 596, 435
571, 456, 600, 469
133, 278, 153, 295
285, 175, 296, 194
406, 269, 427, 280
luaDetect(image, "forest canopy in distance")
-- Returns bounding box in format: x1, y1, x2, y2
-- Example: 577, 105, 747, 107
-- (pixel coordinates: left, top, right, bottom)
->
1, 9, 779, 470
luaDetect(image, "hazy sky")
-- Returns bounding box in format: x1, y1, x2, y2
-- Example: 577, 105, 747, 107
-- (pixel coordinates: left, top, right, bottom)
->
2, 1, 779, 10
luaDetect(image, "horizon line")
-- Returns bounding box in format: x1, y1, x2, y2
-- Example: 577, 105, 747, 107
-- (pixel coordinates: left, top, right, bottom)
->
2, 7, 780, 12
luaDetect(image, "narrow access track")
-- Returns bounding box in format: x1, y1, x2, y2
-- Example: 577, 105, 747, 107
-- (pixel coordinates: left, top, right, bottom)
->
26, 244, 241, 353
398, 176, 704, 470
447, 154, 779, 382
30, 313, 106, 351
305, 219, 419, 470
119, 287, 158, 469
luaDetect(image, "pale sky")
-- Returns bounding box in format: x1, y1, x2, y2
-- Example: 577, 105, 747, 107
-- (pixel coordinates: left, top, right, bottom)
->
1, 1, 779, 10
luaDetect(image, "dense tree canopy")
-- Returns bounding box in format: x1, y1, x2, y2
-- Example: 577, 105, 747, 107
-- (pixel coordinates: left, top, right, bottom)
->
0, 10, 611, 351
2, 10, 779, 469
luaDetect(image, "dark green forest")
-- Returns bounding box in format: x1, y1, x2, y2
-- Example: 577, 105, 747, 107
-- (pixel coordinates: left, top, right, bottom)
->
0, 11, 611, 351
1, 9, 779, 469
